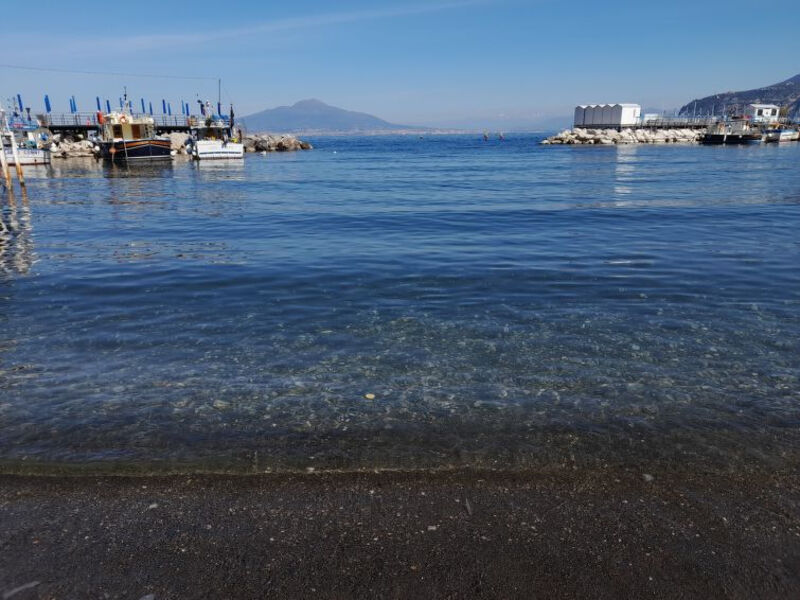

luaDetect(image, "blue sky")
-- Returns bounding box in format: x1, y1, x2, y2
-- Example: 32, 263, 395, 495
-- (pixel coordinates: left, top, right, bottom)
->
2, 0, 798, 128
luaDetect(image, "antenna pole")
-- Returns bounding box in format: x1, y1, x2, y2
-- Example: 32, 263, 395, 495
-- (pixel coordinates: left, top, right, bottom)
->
218, 78, 221, 107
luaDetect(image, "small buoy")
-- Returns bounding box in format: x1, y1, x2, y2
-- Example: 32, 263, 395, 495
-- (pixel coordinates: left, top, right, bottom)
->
261, 151, 267, 156
364, 393, 376, 400
332, 151, 337, 154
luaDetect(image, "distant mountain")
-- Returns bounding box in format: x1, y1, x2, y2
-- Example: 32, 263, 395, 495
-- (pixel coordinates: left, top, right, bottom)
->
679, 73, 800, 117
240, 99, 415, 133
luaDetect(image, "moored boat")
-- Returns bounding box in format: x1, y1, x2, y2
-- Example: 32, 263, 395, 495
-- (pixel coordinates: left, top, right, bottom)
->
763, 128, 800, 143
185, 107, 243, 160
2, 114, 52, 165
701, 120, 762, 145
98, 96, 172, 163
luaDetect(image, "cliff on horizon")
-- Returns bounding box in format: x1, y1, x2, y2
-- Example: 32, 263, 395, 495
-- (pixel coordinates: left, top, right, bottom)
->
240, 99, 415, 133
679, 73, 800, 117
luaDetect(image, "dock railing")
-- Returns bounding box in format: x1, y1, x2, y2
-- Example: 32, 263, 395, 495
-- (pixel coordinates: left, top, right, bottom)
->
39, 113, 198, 128
576, 117, 717, 130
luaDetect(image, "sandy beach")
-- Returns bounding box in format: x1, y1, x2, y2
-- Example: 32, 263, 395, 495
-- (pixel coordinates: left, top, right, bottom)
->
2, 467, 799, 599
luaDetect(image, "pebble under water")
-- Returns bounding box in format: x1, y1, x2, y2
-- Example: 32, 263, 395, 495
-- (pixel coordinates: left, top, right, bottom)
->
1, 135, 799, 474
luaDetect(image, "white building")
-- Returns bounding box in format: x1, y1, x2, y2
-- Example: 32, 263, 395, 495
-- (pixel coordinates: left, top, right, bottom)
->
573, 105, 587, 128
745, 104, 780, 123
573, 104, 642, 127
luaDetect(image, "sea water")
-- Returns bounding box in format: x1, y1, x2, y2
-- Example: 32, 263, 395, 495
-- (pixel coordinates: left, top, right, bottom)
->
1, 135, 799, 473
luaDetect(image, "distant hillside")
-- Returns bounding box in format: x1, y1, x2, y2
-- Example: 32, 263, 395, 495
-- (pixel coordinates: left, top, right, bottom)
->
240, 99, 415, 133
679, 73, 800, 117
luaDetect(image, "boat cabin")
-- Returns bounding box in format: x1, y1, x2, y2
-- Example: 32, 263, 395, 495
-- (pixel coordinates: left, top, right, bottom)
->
188, 115, 236, 141
101, 112, 157, 141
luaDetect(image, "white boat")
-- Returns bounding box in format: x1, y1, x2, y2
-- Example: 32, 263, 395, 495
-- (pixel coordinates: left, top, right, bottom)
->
3, 146, 51, 165
2, 115, 52, 165
763, 128, 800, 143
186, 111, 243, 160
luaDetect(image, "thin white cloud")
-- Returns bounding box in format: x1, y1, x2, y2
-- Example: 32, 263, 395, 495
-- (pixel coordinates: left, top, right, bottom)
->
55, 0, 495, 54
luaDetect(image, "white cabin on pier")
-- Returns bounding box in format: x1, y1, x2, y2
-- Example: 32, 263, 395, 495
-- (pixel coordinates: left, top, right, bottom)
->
574, 103, 642, 128
745, 104, 780, 123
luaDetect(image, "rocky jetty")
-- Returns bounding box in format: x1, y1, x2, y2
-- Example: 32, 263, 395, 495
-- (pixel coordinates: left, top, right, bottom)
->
243, 134, 313, 152
49, 134, 97, 158
47, 132, 312, 159
542, 128, 703, 145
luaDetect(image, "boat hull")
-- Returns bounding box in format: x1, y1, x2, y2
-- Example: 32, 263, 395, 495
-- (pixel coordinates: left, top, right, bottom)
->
3, 147, 51, 165
99, 139, 172, 162
700, 133, 762, 145
764, 130, 799, 143
190, 140, 244, 160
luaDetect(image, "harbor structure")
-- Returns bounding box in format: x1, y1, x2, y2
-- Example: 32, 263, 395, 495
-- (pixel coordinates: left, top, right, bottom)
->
745, 104, 780, 123
574, 104, 642, 128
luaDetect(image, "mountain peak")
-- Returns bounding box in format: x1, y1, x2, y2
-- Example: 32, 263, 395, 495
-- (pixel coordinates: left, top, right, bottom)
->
241, 99, 414, 134
292, 99, 329, 109
680, 73, 800, 117
780, 73, 800, 85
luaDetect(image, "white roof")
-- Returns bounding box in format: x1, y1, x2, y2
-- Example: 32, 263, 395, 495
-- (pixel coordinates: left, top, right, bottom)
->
575, 103, 640, 108
749, 103, 780, 109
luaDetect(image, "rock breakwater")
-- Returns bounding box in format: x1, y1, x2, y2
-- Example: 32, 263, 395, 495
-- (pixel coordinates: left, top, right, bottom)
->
243, 134, 313, 153
46, 132, 312, 159
542, 128, 703, 145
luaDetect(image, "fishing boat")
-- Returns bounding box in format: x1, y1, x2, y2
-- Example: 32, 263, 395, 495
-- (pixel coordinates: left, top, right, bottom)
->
2, 114, 52, 166
185, 108, 243, 160
701, 120, 762, 144
763, 127, 800, 143
98, 95, 171, 162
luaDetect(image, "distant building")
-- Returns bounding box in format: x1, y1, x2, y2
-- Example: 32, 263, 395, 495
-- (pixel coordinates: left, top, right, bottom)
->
745, 104, 780, 123
573, 104, 642, 127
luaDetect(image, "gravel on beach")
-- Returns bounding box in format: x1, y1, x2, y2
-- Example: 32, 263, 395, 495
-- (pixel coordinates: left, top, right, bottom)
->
2, 468, 799, 599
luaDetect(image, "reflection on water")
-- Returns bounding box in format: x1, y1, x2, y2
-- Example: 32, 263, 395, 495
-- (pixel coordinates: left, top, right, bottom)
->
1, 136, 800, 474
192, 159, 247, 181
613, 144, 637, 197
0, 189, 34, 277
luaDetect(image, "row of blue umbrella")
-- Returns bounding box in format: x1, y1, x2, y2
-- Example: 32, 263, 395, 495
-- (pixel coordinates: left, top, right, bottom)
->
22, 94, 221, 117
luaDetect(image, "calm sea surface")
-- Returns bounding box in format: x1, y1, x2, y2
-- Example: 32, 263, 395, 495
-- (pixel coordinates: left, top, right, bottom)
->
1, 134, 799, 473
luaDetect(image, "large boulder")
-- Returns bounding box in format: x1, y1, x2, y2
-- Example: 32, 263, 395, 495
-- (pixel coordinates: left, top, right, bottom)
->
166, 132, 189, 153
51, 138, 97, 158
244, 134, 313, 153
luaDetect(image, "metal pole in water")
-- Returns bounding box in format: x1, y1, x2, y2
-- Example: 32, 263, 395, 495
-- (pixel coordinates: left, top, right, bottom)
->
0, 130, 12, 189
9, 137, 26, 188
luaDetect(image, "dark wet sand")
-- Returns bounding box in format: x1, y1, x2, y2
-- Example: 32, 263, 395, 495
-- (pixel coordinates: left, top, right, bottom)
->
2, 468, 799, 599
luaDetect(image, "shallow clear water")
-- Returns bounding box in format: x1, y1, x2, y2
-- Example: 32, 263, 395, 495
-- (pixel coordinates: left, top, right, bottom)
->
1, 135, 799, 473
